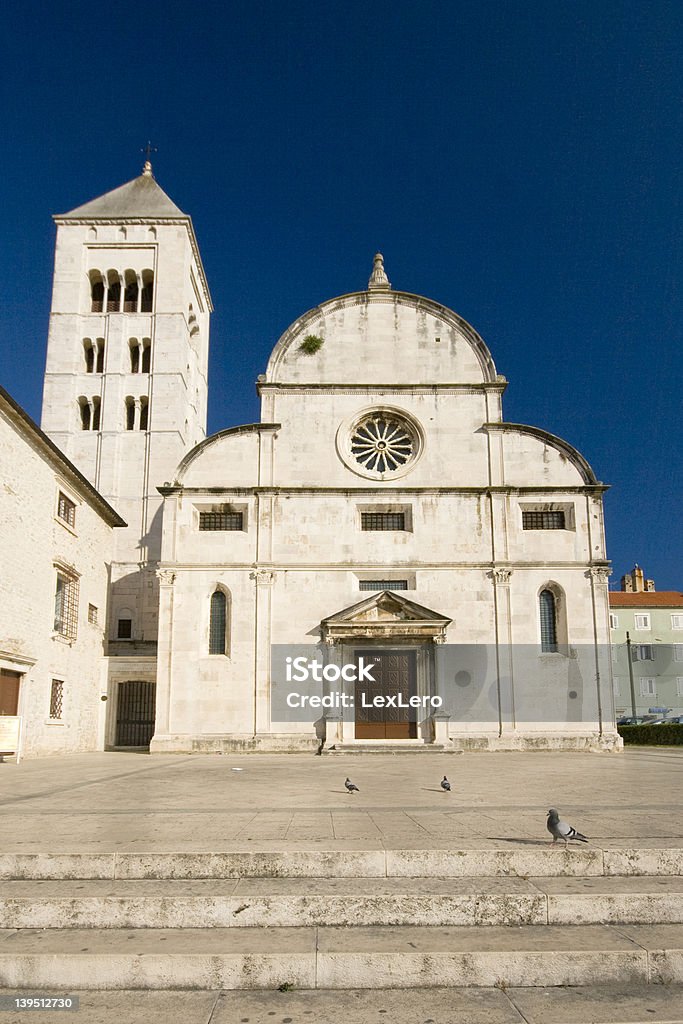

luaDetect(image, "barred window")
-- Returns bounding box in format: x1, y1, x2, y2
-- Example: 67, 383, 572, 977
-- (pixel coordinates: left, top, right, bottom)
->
49, 680, 64, 720
57, 492, 76, 528
88, 604, 98, 625
361, 512, 406, 531
209, 590, 227, 655
199, 510, 243, 531
539, 589, 557, 652
359, 580, 409, 591
522, 511, 565, 530
54, 570, 79, 640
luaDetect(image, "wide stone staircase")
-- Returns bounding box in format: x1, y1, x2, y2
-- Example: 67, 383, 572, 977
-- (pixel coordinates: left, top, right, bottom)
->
1, 847, 682, 991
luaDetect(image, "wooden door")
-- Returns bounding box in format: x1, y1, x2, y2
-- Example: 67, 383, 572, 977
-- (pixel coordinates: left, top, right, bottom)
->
0, 671, 20, 716
354, 650, 417, 739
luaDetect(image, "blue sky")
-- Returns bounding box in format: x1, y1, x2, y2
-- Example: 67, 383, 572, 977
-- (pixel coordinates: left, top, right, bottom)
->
1, 0, 680, 588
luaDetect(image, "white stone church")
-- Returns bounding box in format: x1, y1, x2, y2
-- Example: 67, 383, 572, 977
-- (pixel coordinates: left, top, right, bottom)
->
3, 164, 620, 755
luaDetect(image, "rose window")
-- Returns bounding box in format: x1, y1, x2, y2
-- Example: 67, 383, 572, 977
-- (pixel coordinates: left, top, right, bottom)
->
350, 414, 416, 474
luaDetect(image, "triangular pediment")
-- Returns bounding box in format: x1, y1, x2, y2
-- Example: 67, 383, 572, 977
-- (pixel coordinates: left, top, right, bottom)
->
322, 591, 451, 642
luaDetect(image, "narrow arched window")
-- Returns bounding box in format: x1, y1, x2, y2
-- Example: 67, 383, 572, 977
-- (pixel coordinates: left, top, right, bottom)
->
91, 396, 101, 431
95, 338, 105, 373
125, 397, 135, 430
123, 274, 139, 312
129, 339, 140, 373
209, 590, 227, 655
140, 271, 154, 312
141, 339, 151, 373
79, 398, 91, 431
139, 396, 149, 431
539, 590, 557, 653
91, 279, 104, 313
84, 339, 94, 373
106, 279, 121, 313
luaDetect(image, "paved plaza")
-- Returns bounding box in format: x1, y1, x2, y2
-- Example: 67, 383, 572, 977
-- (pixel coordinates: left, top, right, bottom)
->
0, 747, 681, 854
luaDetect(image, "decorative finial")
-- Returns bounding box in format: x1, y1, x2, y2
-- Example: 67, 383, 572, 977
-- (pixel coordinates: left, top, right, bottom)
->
368, 252, 391, 291
141, 141, 158, 176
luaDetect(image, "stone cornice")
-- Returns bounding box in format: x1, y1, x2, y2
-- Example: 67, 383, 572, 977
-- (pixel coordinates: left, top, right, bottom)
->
257, 382, 508, 395
157, 484, 609, 496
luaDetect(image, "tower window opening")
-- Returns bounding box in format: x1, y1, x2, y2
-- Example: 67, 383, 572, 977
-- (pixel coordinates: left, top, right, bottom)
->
123, 277, 139, 312
140, 271, 154, 312
91, 396, 101, 431
90, 279, 104, 313
84, 340, 94, 373
125, 396, 135, 431
79, 397, 91, 431
95, 338, 104, 373
139, 396, 149, 431
141, 339, 151, 373
129, 339, 140, 373
106, 279, 121, 313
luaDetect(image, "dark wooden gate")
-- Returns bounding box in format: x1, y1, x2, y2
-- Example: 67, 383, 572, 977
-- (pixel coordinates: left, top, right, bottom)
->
0, 671, 20, 716
354, 650, 417, 739
115, 681, 156, 747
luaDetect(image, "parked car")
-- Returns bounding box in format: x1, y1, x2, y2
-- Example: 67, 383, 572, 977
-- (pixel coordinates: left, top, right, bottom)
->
617, 716, 649, 726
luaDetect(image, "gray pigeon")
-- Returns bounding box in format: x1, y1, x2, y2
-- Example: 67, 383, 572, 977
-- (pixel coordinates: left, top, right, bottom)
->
547, 808, 588, 845
440, 776, 451, 791
345, 778, 359, 793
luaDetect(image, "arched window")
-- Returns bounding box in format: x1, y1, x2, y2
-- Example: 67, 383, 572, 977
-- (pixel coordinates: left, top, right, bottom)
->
539, 590, 557, 653
209, 590, 228, 655
141, 338, 151, 373
91, 278, 104, 313
125, 397, 135, 430
129, 339, 140, 373
91, 396, 101, 431
139, 396, 149, 431
79, 397, 91, 431
123, 272, 139, 312
95, 338, 105, 373
84, 339, 95, 373
106, 276, 121, 313
140, 271, 154, 312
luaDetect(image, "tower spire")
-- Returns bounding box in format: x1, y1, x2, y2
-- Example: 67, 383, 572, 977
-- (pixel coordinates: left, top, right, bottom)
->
368, 252, 391, 291
141, 141, 158, 177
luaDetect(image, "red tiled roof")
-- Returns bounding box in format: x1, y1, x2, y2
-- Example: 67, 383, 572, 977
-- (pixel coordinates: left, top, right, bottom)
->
609, 591, 683, 607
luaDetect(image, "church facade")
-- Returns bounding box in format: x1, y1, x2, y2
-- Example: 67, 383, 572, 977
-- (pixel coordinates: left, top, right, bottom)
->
36, 166, 619, 754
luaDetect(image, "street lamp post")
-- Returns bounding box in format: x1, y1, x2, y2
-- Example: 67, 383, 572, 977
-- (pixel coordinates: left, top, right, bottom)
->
626, 630, 637, 719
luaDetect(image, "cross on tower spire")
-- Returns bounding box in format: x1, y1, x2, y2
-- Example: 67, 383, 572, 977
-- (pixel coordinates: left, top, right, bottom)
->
141, 141, 158, 176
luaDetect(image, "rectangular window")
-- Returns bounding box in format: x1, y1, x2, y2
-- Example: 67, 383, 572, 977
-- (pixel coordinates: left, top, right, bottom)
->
639, 678, 656, 697
609, 613, 619, 629
49, 679, 64, 720
359, 580, 409, 591
522, 510, 566, 530
54, 570, 79, 640
57, 492, 76, 528
199, 510, 244, 531
674, 644, 683, 663
117, 618, 132, 640
672, 615, 683, 630
633, 644, 654, 661
361, 512, 406, 531
634, 614, 651, 630
88, 604, 98, 625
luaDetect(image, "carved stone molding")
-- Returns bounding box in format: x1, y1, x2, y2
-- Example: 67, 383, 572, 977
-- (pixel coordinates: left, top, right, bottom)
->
588, 566, 612, 585
155, 570, 176, 586
250, 569, 276, 586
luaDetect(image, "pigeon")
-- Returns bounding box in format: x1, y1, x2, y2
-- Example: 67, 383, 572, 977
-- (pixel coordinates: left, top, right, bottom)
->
547, 808, 588, 845
440, 776, 451, 792
345, 778, 359, 793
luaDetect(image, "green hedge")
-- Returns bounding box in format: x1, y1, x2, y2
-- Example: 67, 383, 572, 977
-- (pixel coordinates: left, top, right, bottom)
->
618, 724, 683, 745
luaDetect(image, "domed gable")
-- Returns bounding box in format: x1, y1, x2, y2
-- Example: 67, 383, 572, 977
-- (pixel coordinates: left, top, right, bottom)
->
171, 424, 279, 488
264, 289, 498, 387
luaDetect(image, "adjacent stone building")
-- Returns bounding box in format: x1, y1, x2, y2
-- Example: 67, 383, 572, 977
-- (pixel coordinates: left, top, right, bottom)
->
33, 165, 619, 754
0, 386, 124, 756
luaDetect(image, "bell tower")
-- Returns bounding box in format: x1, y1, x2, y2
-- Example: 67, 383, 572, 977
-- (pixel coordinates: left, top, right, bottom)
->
41, 161, 212, 651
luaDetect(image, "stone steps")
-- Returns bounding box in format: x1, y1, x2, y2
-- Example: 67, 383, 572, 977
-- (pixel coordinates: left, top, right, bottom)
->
1, 876, 683, 929
1, 924, 683, 990
2, 846, 683, 879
